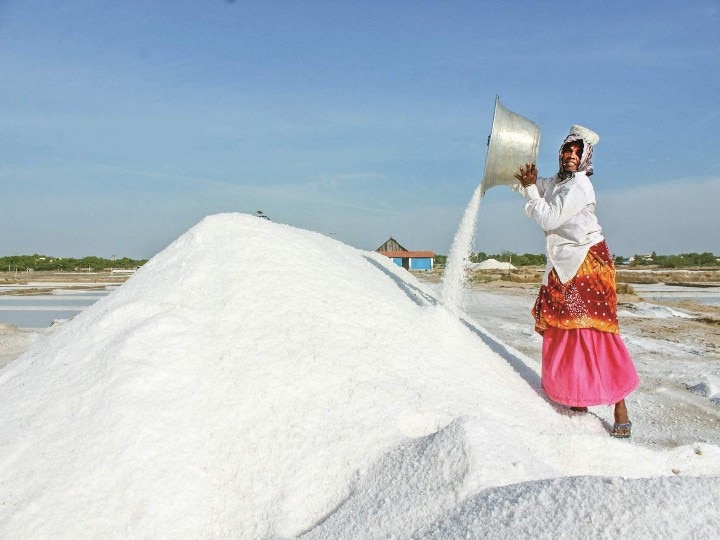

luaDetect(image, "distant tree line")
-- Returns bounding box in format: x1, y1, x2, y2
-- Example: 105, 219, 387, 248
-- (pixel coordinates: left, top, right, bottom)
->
626, 252, 719, 268
433, 251, 547, 267
470, 251, 547, 266
0, 254, 148, 272
434, 251, 719, 269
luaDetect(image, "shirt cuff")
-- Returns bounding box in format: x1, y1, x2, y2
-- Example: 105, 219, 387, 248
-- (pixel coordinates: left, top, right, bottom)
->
524, 184, 541, 200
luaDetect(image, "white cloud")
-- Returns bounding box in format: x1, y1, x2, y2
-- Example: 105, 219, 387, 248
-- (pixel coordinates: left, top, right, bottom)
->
597, 176, 720, 255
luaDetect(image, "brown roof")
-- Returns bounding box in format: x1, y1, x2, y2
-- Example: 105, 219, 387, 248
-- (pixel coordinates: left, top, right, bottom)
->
379, 251, 435, 258
375, 237, 408, 252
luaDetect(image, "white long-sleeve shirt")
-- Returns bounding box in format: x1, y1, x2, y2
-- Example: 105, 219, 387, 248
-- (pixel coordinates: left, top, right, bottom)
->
523, 171, 604, 284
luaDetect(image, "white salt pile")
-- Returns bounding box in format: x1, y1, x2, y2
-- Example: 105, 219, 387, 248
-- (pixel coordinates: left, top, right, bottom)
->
1, 214, 718, 538
469, 258, 518, 271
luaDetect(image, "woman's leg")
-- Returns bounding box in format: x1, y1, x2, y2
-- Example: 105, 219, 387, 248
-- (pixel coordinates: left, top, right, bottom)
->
614, 399, 629, 424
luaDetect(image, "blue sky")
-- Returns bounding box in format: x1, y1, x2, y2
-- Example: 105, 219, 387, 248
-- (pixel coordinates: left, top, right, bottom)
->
2, 0, 719, 259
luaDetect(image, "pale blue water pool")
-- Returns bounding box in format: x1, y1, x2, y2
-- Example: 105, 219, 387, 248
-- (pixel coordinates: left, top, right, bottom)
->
0, 288, 115, 328
630, 283, 720, 306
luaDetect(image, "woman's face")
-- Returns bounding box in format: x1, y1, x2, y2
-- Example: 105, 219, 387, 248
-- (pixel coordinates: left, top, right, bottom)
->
561, 142, 582, 172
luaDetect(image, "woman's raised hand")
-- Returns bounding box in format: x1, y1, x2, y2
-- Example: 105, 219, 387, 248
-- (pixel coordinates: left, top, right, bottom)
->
514, 163, 537, 187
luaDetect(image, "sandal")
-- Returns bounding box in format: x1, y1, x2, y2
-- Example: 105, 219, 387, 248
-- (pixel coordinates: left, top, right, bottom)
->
610, 422, 632, 438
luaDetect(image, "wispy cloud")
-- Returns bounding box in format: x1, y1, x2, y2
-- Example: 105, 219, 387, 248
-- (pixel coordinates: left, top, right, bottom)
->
598, 176, 720, 255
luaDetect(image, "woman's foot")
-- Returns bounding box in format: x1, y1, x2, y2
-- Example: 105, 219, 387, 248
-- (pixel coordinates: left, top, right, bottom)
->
610, 422, 632, 438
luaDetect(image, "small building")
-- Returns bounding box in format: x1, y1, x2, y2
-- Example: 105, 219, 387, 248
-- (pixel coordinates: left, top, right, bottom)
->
376, 237, 435, 271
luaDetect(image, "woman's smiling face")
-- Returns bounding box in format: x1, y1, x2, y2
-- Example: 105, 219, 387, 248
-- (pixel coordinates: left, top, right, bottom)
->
561, 142, 583, 173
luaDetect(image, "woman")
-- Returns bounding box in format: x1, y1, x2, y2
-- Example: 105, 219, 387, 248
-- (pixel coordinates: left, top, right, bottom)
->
514, 125, 639, 438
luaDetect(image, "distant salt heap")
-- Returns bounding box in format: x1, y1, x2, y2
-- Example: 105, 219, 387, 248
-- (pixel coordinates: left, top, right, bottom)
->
1, 214, 719, 538
469, 258, 517, 271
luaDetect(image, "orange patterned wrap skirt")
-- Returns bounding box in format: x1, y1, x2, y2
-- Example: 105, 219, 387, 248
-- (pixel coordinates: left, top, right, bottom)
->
532, 241, 639, 406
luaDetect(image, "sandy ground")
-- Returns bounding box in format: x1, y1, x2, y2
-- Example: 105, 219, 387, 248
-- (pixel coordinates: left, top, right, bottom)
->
0, 270, 129, 294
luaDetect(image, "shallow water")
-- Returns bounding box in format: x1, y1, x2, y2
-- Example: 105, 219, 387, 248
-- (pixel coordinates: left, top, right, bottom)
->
631, 283, 720, 306
0, 288, 115, 328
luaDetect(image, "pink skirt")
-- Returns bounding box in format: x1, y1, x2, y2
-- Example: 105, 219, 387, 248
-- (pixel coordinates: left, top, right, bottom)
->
541, 326, 640, 406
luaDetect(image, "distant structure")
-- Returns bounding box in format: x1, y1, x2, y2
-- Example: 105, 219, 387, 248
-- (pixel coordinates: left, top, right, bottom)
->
256, 210, 270, 221
376, 237, 435, 271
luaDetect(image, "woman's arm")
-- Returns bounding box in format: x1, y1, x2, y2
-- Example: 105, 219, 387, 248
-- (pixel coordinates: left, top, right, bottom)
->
524, 179, 591, 231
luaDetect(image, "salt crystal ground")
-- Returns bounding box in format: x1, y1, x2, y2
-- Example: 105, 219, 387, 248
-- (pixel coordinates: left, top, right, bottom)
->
0, 214, 718, 538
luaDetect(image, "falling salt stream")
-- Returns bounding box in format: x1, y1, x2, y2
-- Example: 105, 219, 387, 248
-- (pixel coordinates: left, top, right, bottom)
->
439, 183, 484, 314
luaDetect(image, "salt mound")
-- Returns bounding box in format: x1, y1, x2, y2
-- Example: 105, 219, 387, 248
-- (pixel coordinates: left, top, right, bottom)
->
418, 475, 720, 538
470, 258, 517, 271
1, 214, 718, 537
